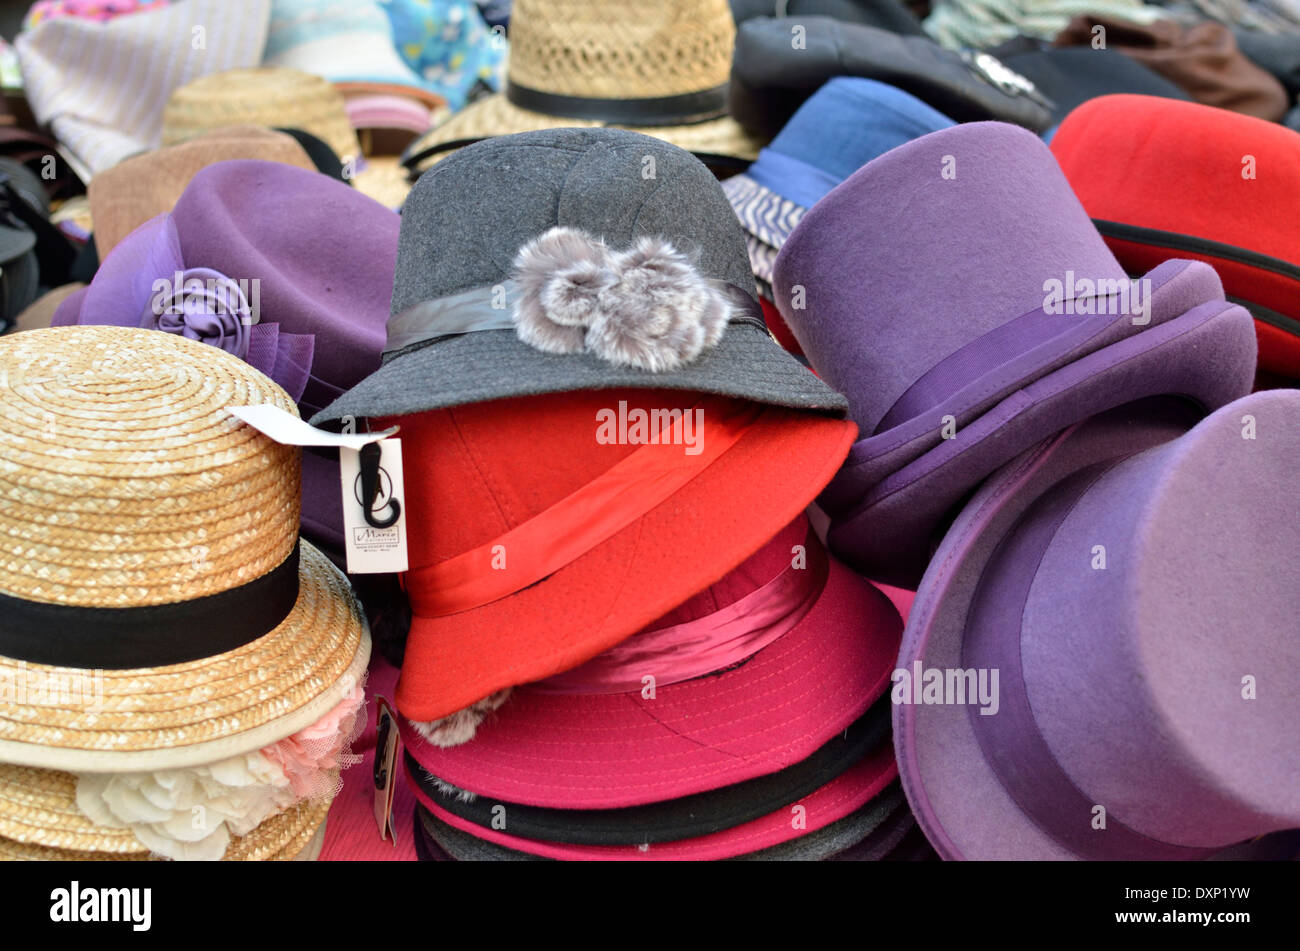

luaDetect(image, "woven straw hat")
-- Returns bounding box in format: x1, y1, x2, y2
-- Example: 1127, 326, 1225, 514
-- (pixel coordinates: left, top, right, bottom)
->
403, 0, 765, 172
163, 68, 362, 165
161, 67, 413, 209
0, 764, 331, 861
0, 326, 370, 771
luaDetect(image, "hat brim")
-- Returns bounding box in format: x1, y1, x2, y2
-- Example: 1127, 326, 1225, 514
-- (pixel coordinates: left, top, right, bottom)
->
401, 91, 765, 173
894, 397, 1207, 860
311, 321, 847, 426
0, 542, 372, 771
399, 556, 900, 809
411, 743, 897, 860
392, 407, 857, 722
413, 783, 912, 861
0, 795, 332, 861
825, 294, 1257, 587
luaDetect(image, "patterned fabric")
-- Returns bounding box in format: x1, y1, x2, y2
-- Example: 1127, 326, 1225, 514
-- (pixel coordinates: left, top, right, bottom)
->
382, 0, 507, 111
263, 0, 430, 91
15, 0, 271, 181
722, 174, 808, 294
923, 0, 1166, 49
1155, 0, 1300, 32
23, 0, 169, 30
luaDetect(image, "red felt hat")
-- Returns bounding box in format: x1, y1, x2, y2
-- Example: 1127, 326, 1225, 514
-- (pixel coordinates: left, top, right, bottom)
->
398, 516, 902, 808
378, 388, 856, 723
1051, 94, 1300, 378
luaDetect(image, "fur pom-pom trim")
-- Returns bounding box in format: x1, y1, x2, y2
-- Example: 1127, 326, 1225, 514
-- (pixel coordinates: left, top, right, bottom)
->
510, 228, 733, 372
414, 765, 478, 803
408, 688, 512, 748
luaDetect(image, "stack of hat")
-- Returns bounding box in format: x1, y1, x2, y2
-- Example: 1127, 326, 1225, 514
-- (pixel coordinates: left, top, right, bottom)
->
314, 127, 919, 860
0, 325, 372, 861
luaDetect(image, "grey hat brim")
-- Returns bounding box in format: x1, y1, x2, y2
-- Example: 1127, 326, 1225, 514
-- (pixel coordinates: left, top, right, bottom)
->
310, 322, 848, 426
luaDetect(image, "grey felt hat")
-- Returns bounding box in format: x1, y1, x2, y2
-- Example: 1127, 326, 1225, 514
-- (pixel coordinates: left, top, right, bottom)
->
312, 127, 847, 425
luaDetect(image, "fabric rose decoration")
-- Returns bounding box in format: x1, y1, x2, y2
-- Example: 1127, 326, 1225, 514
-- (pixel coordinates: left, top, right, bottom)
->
75, 684, 366, 861
140, 267, 254, 361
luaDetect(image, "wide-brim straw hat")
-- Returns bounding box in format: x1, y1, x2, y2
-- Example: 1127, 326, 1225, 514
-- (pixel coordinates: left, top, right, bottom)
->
88, 125, 317, 258
402, 0, 765, 173
160, 67, 410, 210
0, 764, 332, 861
0, 326, 370, 772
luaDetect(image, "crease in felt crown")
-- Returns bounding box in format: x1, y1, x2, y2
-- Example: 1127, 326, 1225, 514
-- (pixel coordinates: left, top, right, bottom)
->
511, 226, 733, 373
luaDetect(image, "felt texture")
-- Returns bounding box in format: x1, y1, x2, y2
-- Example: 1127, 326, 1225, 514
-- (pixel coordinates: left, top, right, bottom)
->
896, 391, 1300, 860
313, 128, 848, 425
991, 41, 1192, 125
1053, 16, 1289, 121
52, 160, 399, 556
728, 17, 1052, 140
409, 742, 898, 860
828, 296, 1257, 586
1052, 94, 1300, 377
406, 699, 890, 844
379, 390, 858, 723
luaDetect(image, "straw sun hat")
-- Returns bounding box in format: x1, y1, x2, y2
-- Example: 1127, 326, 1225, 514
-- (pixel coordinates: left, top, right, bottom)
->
161, 67, 412, 209
0, 325, 371, 774
402, 0, 766, 172
0, 765, 331, 861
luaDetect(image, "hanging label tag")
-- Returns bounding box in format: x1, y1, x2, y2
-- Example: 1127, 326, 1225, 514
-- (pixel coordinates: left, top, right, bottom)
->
229, 405, 408, 574
339, 439, 408, 574
228, 404, 397, 448
372, 697, 401, 843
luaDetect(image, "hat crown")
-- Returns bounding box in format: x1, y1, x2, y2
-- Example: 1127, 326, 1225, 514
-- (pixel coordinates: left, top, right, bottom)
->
507, 0, 734, 98
766, 77, 955, 181
0, 326, 300, 608
162, 67, 361, 163
391, 128, 756, 319
1018, 390, 1300, 843
773, 121, 1125, 435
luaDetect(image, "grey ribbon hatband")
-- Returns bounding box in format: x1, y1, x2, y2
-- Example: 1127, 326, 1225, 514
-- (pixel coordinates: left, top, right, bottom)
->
383, 279, 769, 357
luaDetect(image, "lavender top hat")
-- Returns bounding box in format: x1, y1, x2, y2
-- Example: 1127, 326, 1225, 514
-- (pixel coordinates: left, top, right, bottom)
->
52, 160, 400, 556
723, 77, 954, 299
895, 390, 1300, 860
773, 121, 1257, 586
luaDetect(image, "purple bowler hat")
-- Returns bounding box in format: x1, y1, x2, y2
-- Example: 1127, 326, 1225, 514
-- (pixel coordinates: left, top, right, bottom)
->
894, 389, 1300, 860
52, 159, 399, 557
772, 121, 1257, 587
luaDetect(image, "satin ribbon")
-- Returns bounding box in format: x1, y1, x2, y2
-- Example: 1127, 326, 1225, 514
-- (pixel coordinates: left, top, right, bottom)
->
384, 279, 768, 358
963, 461, 1218, 860
531, 526, 828, 694
406, 397, 765, 618
504, 80, 729, 127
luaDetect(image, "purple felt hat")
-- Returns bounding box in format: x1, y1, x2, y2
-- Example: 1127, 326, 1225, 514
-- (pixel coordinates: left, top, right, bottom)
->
52, 159, 399, 555
894, 390, 1300, 860
772, 121, 1258, 587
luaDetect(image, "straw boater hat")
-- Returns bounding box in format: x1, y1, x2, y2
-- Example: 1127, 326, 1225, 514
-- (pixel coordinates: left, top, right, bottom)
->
0, 325, 371, 774
402, 0, 765, 173
161, 67, 411, 210
0, 766, 331, 861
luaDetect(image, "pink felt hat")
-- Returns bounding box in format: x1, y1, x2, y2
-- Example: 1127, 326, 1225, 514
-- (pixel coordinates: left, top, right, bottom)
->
408, 744, 898, 860
399, 516, 902, 809
895, 390, 1300, 860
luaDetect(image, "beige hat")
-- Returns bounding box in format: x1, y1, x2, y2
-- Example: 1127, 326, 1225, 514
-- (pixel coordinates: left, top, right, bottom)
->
0, 325, 370, 773
161, 67, 410, 209
404, 0, 766, 173
89, 126, 317, 258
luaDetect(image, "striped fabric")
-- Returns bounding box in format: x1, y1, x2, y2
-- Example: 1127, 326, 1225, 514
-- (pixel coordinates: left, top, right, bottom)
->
722, 173, 807, 294
923, 0, 1166, 50
15, 0, 271, 182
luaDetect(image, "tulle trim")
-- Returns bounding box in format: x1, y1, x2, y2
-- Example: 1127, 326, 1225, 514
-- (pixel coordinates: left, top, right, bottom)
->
74, 681, 366, 861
